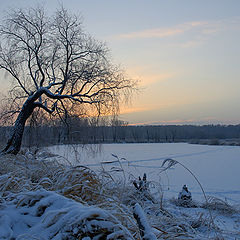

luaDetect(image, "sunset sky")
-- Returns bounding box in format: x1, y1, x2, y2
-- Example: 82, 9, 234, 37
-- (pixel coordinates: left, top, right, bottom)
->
1, 0, 240, 125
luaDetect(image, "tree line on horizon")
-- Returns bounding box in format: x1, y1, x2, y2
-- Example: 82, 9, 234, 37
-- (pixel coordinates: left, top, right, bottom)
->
1, 115, 240, 149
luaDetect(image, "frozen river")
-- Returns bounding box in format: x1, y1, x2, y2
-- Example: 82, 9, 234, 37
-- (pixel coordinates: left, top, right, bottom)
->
47, 143, 240, 203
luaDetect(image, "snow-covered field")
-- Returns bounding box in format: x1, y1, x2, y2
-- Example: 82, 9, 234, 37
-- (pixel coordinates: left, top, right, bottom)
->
1, 143, 239, 239
48, 143, 240, 203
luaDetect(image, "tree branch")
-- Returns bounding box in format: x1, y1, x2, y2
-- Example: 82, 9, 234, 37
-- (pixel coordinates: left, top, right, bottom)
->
33, 102, 54, 114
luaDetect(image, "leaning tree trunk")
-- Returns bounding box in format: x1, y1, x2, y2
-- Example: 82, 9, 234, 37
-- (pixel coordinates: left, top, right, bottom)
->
2, 99, 35, 155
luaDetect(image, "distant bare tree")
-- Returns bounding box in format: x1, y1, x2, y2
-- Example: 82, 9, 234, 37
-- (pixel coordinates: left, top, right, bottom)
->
0, 6, 135, 154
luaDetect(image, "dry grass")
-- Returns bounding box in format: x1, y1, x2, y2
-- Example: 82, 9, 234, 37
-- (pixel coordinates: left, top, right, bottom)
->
54, 166, 102, 203
202, 196, 239, 215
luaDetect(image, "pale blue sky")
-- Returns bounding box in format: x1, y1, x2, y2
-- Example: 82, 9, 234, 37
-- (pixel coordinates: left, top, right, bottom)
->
0, 0, 240, 125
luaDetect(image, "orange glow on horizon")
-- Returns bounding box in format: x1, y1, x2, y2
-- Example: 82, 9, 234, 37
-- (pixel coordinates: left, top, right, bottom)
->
127, 117, 218, 126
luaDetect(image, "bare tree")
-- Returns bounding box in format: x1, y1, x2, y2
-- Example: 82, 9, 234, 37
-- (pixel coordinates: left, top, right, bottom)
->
0, 6, 135, 154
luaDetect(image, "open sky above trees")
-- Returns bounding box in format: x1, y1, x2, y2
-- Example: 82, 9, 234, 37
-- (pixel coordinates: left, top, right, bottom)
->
0, 0, 240, 125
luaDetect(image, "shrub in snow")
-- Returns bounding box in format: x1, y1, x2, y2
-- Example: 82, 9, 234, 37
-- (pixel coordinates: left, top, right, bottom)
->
178, 185, 192, 201
177, 185, 195, 208
132, 173, 156, 203
133, 173, 148, 192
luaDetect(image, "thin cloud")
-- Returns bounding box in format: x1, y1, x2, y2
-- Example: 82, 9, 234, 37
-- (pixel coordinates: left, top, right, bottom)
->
129, 119, 195, 126
131, 72, 174, 87
114, 17, 240, 40
126, 67, 175, 86
129, 117, 219, 126
115, 21, 208, 39
174, 39, 204, 48
139, 73, 173, 86
120, 106, 154, 115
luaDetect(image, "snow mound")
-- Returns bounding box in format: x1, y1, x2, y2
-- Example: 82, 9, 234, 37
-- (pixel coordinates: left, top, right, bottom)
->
0, 190, 133, 239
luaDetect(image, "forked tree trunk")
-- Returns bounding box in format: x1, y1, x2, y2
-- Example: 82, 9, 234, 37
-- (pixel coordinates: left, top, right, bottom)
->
2, 100, 35, 155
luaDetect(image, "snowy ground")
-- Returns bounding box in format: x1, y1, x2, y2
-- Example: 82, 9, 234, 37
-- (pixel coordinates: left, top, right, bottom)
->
0, 143, 239, 239
48, 143, 240, 203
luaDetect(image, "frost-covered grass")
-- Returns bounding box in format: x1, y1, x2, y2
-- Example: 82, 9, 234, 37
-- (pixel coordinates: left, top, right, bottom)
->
0, 151, 139, 239
0, 148, 240, 239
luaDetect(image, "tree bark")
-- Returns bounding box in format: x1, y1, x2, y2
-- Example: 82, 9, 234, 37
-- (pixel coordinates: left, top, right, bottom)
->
2, 99, 35, 155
